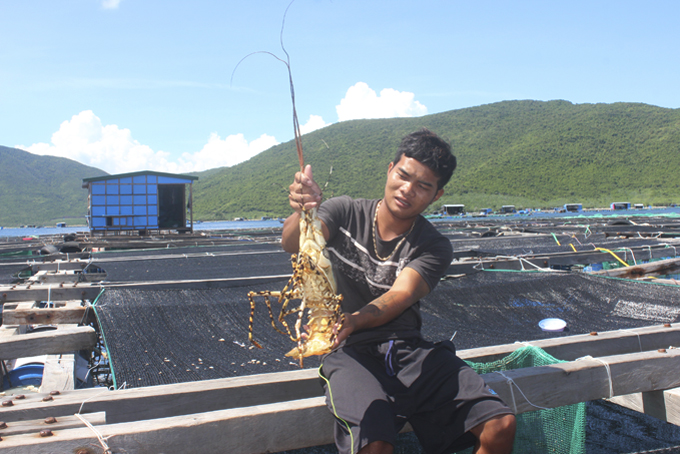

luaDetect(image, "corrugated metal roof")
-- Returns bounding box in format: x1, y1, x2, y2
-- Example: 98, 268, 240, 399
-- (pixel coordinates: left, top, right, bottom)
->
82, 170, 198, 183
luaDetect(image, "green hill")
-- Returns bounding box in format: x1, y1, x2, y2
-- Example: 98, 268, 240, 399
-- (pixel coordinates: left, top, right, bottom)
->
0, 146, 108, 227
3, 100, 680, 226
192, 100, 680, 219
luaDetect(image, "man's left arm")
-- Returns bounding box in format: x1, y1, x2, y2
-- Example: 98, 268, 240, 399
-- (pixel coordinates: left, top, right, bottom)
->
332, 267, 431, 347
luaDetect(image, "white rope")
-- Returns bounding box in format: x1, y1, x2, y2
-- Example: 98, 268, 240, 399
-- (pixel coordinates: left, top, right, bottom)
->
77, 386, 113, 415
473, 257, 485, 271
576, 356, 614, 398
74, 413, 112, 453
74, 382, 130, 452
513, 341, 533, 347
494, 370, 551, 412
622, 329, 643, 352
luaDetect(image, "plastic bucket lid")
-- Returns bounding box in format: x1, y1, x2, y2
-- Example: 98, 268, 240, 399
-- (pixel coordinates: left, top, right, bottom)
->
2, 364, 44, 390
539, 318, 567, 332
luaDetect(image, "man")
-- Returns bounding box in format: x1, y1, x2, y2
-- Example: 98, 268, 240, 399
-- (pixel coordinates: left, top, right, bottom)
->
283, 129, 516, 454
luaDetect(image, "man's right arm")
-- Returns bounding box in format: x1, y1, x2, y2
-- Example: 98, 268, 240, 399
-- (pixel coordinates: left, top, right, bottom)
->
282, 164, 323, 253
281, 212, 301, 253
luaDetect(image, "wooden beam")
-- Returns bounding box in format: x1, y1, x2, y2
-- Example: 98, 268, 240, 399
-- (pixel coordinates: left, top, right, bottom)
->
28, 270, 106, 284
0, 326, 97, 360
590, 257, 680, 279
458, 323, 680, 363
609, 387, 680, 425
2, 307, 87, 325
3, 324, 679, 425
0, 368, 322, 424
39, 354, 75, 393
0, 398, 332, 454
0, 411, 106, 437
4, 349, 680, 454
446, 244, 680, 274
0, 285, 100, 303
30, 261, 87, 272
482, 348, 680, 414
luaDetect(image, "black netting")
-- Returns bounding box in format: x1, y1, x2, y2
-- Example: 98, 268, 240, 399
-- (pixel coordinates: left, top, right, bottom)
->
421, 271, 680, 349
94, 271, 680, 389
93, 245, 292, 283
94, 281, 322, 389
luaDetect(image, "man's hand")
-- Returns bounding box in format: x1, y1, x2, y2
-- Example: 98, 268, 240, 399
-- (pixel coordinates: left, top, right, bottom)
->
282, 164, 327, 253
331, 313, 356, 348
289, 165, 322, 213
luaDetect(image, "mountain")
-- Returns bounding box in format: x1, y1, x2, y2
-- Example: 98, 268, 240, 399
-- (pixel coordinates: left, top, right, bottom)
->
0, 146, 107, 226
192, 100, 680, 219
3, 100, 680, 226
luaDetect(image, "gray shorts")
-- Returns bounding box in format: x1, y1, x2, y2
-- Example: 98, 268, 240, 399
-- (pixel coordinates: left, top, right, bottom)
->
319, 338, 513, 454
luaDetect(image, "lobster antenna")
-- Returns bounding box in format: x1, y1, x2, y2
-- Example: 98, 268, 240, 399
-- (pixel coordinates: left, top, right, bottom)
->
229, 0, 304, 171
279, 0, 305, 171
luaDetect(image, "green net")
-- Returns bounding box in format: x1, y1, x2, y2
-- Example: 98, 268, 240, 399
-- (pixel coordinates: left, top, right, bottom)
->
459, 345, 586, 454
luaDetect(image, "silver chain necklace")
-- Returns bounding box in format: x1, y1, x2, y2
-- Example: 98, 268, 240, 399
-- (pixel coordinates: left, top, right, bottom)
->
372, 200, 416, 261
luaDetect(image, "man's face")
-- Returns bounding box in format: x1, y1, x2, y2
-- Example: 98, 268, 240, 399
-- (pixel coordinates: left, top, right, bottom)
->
383, 155, 444, 220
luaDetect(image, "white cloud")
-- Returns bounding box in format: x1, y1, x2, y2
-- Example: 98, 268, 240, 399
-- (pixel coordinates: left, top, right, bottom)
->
180, 132, 279, 172
300, 115, 328, 135
19, 110, 278, 174
336, 82, 427, 121
101, 0, 121, 9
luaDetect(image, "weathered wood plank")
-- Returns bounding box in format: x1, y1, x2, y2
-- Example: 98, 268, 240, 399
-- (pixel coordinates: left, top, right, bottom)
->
0, 398, 332, 454
0, 326, 97, 360
458, 323, 680, 363
4, 349, 680, 454
609, 387, 680, 425
4, 324, 679, 424
2, 307, 87, 325
446, 244, 680, 274
590, 257, 680, 278
29, 261, 87, 272
28, 270, 105, 285
0, 285, 100, 303
39, 354, 75, 393
0, 368, 322, 424
0, 411, 106, 437
483, 349, 680, 414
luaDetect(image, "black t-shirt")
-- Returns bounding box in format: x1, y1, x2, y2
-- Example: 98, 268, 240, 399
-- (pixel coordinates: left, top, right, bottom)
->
318, 196, 453, 344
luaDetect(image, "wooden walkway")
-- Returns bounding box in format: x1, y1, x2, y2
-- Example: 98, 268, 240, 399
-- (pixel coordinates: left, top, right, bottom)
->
1, 324, 679, 453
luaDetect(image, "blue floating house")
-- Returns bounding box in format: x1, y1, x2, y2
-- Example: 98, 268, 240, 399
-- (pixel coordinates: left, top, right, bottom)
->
82, 171, 198, 234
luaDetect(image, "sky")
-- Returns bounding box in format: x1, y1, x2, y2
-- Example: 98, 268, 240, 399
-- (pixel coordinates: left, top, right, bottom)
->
2, 0, 679, 175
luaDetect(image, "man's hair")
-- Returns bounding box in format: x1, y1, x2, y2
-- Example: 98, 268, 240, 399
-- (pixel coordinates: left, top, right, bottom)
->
392, 128, 457, 190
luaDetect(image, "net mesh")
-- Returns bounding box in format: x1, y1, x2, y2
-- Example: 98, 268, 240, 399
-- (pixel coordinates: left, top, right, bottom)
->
461, 345, 586, 454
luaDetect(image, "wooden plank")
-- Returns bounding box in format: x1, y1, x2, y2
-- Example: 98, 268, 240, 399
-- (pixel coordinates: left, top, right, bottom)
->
39, 354, 75, 393
666, 388, 680, 425
28, 270, 90, 285
609, 387, 680, 425
0, 326, 19, 337
0, 368, 322, 424
2, 307, 87, 325
0, 411, 106, 437
30, 261, 87, 272
0, 326, 97, 360
0, 285, 100, 303
446, 244, 680, 274
458, 323, 680, 363
3, 324, 678, 424
591, 257, 680, 279
482, 348, 680, 414
0, 398, 333, 454
5, 349, 680, 454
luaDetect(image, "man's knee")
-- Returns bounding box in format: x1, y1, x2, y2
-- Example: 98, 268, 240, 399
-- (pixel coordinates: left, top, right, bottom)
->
358, 440, 394, 454
472, 414, 516, 453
